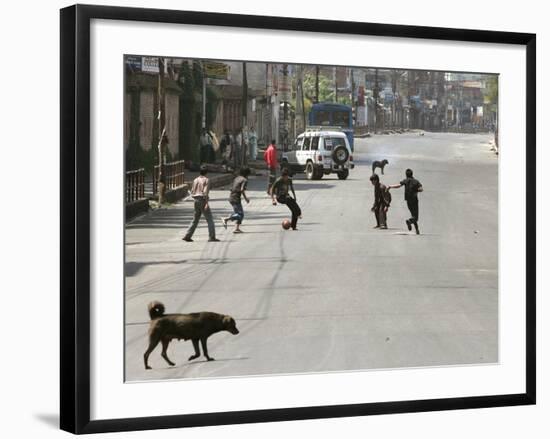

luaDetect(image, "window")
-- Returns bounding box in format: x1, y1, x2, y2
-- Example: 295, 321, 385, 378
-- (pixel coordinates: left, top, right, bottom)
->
333, 111, 350, 127
314, 111, 331, 126
293, 137, 304, 151
324, 136, 346, 151
311, 136, 320, 151
303, 136, 311, 150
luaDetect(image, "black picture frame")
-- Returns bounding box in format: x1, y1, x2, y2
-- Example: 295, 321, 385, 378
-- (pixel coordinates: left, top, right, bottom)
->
60, 4, 536, 434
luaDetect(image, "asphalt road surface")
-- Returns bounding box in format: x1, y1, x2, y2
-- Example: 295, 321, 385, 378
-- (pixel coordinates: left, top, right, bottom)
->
125, 131, 498, 382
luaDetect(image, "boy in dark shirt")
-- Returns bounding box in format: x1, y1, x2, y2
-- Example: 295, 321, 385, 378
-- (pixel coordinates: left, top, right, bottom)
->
271, 168, 302, 230
221, 167, 251, 234
389, 168, 423, 234
370, 174, 390, 229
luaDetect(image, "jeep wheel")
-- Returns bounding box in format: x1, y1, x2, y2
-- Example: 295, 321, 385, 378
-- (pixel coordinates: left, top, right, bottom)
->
305, 162, 315, 180
333, 146, 349, 165
337, 169, 349, 180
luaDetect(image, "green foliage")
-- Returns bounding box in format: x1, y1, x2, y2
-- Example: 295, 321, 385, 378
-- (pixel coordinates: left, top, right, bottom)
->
303, 97, 312, 116
126, 146, 157, 175
192, 61, 203, 86
301, 71, 352, 106
303, 72, 336, 103
485, 76, 498, 108
179, 62, 195, 99
179, 62, 200, 162
176, 61, 220, 163
125, 146, 176, 177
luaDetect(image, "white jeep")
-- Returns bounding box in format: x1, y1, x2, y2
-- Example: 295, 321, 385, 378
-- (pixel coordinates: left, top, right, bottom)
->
281, 127, 354, 180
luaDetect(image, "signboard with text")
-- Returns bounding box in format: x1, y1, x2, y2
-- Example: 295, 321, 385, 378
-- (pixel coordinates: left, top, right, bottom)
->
142, 57, 160, 73
125, 56, 141, 71
204, 62, 230, 80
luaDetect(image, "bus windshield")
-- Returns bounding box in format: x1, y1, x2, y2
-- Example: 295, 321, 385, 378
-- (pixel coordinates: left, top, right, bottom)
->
313, 111, 331, 126
333, 111, 350, 127
309, 104, 352, 129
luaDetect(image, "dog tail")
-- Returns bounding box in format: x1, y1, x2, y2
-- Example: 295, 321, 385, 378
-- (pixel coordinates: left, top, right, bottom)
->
148, 301, 165, 320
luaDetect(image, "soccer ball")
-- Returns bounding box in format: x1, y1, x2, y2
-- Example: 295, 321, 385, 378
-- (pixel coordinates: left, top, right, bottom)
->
282, 219, 291, 230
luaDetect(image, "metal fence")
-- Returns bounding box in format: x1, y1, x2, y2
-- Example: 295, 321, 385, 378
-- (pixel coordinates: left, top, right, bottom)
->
126, 168, 145, 203
153, 160, 185, 195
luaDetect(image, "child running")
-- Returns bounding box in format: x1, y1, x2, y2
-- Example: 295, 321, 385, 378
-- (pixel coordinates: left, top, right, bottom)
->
221, 167, 251, 233
388, 168, 423, 234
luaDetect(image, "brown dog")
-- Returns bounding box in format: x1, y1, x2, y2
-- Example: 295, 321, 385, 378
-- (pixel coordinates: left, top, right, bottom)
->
372, 159, 389, 175
144, 301, 239, 370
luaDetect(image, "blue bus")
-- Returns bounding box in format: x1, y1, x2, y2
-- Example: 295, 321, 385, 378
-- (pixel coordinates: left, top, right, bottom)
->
308, 103, 354, 151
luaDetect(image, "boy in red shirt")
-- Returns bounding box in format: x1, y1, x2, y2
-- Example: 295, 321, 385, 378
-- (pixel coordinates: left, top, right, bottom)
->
263, 140, 278, 194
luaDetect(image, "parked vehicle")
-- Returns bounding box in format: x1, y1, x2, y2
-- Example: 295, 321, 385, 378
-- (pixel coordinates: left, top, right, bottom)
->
281, 127, 354, 180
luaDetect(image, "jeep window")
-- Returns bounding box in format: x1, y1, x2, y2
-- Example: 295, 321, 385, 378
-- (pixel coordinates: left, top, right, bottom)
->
324, 137, 346, 151
311, 136, 320, 151
303, 136, 311, 150
293, 137, 303, 151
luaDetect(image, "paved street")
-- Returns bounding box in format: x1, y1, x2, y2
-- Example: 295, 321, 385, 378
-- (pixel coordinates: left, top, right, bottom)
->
125, 132, 498, 382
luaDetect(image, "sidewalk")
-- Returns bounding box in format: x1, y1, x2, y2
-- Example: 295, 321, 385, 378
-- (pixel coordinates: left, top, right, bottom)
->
126, 172, 270, 232
129, 162, 268, 221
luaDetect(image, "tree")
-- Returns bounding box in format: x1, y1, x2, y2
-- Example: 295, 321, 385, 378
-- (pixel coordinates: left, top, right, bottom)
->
303, 71, 335, 103
177, 62, 201, 163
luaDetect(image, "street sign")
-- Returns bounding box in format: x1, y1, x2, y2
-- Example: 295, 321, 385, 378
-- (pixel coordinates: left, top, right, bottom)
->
125, 55, 141, 71
204, 61, 230, 80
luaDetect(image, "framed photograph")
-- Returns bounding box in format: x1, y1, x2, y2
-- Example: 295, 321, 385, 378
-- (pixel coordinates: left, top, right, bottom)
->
60, 4, 536, 434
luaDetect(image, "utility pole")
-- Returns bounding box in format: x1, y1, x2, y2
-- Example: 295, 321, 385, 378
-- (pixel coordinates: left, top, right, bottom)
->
296, 64, 306, 133
350, 69, 355, 125
333, 66, 338, 102
157, 57, 167, 205
391, 70, 398, 128
408, 70, 415, 129
282, 64, 289, 150
265, 63, 271, 147
202, 62, 207, 129
407, 71, 411, 129
458, 82, 463, 129
241, 61, 248, 165
315, 65, 320, 103
373, 68, 379, 133
301, 68, 306, 131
